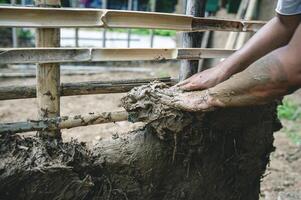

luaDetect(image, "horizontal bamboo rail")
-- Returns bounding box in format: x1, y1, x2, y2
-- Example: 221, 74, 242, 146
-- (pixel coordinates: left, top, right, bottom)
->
0, 77, 176, 100
0, 48, 236, 64
0, 111, 128, 134
0, 6, 265, 32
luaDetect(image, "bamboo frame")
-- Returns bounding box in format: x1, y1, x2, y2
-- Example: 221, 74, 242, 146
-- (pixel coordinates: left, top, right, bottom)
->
0, 111, 128, 134
0, 48, 236, 64
0, 6, 265, 32
0, 77, 176, 100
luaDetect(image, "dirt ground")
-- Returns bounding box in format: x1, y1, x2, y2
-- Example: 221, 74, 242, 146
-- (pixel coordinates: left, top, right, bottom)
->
260, 92, 301, 200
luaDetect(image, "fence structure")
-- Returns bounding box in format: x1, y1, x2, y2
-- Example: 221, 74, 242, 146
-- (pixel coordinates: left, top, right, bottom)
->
0, 1, 263, 137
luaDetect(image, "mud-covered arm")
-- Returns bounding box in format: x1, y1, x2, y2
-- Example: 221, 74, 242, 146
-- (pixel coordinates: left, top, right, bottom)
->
159, 24, 301, 112
176, 14, 301, 91
221, 14, 300, 76
208, 23, 301, 108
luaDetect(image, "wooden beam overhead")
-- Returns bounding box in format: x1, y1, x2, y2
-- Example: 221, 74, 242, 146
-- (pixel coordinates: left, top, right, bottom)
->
0, 6, 265, 31
0, 48, 236, 64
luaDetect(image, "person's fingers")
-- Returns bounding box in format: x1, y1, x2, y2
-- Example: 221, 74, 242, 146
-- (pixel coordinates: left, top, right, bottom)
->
153, 91, 173, 103
179, 83, 200, 91
174, 79, 190, 87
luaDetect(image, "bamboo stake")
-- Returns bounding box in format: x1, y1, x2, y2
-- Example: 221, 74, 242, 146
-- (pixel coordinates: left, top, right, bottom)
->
35, 0, 61, 139
225, 0, 249, 49
235, 0, 258, 49
0, 111, 128, 134
0, 6, 265, 32
0, 77, 177, 100
0, 48, 236, 64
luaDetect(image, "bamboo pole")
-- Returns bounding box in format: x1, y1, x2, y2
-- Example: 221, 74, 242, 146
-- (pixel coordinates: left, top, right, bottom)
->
180, 0, 206, 80
0, 6, 265, 32
0, 48, 236, 64
225, 0, 249, 49
127, 0, 133, 48
149, 0, 156, 48
0, 77, 177, 101
235, 0, 258, 49
102, 0, 107, 47
75, 0, 79, 47
35, 0, 61, 139
11, 0, 18, 48
0, 111, 128, 135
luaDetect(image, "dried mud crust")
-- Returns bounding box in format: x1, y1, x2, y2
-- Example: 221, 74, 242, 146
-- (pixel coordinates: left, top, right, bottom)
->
0, 82, 281, 200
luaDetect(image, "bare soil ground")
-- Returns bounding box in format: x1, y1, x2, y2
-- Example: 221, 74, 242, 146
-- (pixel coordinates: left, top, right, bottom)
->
260, 92, 301, 199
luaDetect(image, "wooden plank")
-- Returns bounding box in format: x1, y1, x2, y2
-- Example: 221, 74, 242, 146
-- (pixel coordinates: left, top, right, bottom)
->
0, 6, 266, 32
35, 0, 61, 139
0, 48, 236, 64
0, 111, 128, 134
0, 77, 177, 100
180, 0, 206, 80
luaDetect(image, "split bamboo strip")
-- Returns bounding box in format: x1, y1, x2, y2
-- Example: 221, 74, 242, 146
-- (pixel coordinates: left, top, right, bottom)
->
0, 6, 266, 32
0, 77, 176, 100
0, 111, 128, 134
0, 48, 236, 64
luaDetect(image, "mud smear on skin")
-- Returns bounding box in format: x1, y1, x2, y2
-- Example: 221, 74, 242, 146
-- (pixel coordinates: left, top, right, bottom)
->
0, 82, 281, 200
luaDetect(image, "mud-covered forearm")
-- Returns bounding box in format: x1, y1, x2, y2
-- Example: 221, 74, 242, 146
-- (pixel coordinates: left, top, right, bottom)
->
208, 50, 299, 108
222, 15, 300, 77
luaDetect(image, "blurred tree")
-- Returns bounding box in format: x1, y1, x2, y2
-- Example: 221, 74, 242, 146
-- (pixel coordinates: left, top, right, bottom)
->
156, 0, 178, 13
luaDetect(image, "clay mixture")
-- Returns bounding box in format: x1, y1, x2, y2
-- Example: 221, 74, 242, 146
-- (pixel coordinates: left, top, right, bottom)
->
0, 82, 280, 200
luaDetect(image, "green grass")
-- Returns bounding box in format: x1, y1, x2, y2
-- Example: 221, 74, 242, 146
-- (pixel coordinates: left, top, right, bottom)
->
108, 28, 176, 37
277, 99, 301, 144
285, 128, 301, 145
277, 99, 301, 121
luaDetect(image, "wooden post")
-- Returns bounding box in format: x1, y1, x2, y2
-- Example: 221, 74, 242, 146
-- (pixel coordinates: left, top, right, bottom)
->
35, 0, 61, 139
179, 0, 206, 80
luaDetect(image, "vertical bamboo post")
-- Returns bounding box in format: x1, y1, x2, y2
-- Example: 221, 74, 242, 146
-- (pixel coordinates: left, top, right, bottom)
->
149, 0, 156, 48
127, 0, 133, 48
75, 0, 79, 47
102, 0, 107, 47
35, 0, 61, 139
11, 0, 18, 48
179, 0, 206, 80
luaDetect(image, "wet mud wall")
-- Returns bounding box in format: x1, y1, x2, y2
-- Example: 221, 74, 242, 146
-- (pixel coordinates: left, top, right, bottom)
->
0, 82, 281, 200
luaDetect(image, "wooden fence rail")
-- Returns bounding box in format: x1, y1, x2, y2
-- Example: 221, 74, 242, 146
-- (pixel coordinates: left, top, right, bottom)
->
0, 77, 176, 100
0, 6, 266, 32
0, 48, 236, 64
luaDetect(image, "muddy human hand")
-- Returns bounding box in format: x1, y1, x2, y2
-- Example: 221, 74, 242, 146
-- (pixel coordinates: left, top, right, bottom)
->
155, 89, 216, 112
175, 66, 229, 91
